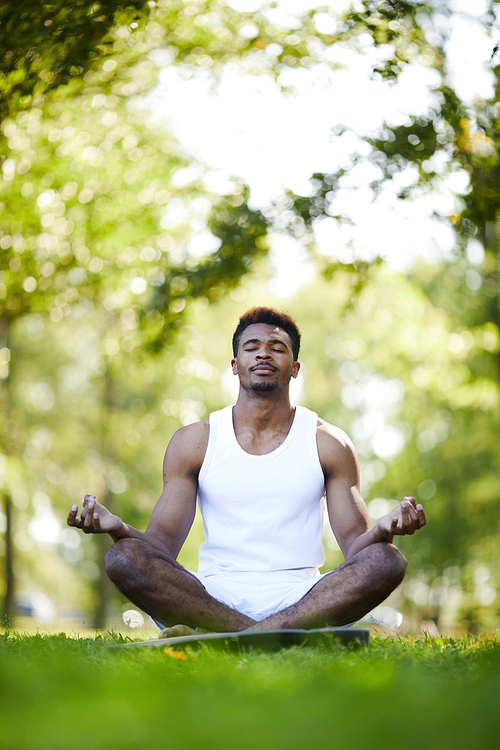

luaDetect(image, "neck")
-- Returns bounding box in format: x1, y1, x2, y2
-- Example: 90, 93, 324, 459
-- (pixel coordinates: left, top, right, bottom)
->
233, 389, 295, 432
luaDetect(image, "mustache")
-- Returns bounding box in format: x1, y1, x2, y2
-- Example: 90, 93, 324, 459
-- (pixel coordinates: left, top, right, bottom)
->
250, 364, 278, 372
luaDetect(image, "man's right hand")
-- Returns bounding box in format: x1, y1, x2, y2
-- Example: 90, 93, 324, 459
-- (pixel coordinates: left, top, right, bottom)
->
67, 494, 125, 536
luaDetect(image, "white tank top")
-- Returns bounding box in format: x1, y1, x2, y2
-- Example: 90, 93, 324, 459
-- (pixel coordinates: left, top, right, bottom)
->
197, 405, 326, 575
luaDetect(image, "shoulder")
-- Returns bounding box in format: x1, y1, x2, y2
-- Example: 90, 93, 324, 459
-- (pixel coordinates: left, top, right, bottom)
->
163, 418, 210, 477
315, 417, 359, 478
316, 417, 355, 453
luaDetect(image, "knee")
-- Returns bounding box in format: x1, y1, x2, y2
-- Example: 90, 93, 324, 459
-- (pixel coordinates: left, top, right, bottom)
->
105, 539, 143, 586
376, 542, 407, 589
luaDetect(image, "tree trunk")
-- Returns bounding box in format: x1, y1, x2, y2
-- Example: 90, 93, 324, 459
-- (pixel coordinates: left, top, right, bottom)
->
2, 495, 14, 625
93, 525, 113, 630
0, 318, 14, 626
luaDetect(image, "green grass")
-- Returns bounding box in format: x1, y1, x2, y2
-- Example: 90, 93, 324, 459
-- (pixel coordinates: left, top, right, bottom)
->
1, 631, 499, 750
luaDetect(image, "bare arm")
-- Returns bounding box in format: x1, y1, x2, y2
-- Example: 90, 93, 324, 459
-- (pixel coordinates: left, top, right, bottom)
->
317, 420, 426, 561
67, 420, 209, 559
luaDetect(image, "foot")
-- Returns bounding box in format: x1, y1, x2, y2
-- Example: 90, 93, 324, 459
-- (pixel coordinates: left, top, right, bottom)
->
158, 624, 209, 639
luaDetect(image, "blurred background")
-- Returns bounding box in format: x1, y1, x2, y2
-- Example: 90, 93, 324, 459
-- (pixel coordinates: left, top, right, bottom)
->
0, 0, 499, 636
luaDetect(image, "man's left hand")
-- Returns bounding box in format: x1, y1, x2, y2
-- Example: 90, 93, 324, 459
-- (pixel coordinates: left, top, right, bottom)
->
377, 496, 426, 541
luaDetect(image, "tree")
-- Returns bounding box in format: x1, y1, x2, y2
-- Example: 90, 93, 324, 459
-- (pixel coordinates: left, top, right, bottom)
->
283, 2, 499, 329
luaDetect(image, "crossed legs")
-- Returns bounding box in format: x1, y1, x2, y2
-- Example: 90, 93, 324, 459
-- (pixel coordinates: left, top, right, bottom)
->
105, 539, 407, 632
246, 542, 407, 632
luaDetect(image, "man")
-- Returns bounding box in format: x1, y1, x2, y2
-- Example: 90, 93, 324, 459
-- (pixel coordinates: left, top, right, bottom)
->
68, 307, 426, 635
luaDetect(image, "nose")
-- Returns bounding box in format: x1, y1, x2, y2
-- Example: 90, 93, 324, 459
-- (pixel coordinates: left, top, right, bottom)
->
256, 348, 272, 359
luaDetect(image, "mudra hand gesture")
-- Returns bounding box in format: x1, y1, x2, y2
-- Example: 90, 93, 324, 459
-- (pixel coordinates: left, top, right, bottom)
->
377, 496, 426, 540
67, 494, 124, 536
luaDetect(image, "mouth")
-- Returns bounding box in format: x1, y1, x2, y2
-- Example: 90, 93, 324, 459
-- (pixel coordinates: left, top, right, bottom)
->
250, 365, 277, 374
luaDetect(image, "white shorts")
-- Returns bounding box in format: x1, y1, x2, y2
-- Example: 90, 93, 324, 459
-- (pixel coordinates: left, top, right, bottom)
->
153, 568, 331, 630
192, 568, 330, 621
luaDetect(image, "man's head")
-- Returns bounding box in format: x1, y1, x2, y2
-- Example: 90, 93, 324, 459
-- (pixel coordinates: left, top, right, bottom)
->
231, 307, 301, 395
232, 307, 301, 361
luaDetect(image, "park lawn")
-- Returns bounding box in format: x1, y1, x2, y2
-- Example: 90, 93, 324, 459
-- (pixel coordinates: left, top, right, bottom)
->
0, 631, 499, 750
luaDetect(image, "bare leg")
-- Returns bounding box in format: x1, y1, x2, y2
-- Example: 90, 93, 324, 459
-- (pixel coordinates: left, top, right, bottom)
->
244, 542, 407, 632
105, 538, 255, 632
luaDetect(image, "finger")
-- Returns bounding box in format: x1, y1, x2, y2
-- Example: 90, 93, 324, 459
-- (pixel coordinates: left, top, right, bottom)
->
67, 505, 79, 527
400, 499, 417, 533
400, 499, 411, 520
83, 497, 95, 529
416, 503, 427, 527
402, 498, 418, 521
404, 496, 418, 510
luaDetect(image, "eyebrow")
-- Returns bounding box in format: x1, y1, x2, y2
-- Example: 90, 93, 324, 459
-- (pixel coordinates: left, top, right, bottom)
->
242, 337, 289, 348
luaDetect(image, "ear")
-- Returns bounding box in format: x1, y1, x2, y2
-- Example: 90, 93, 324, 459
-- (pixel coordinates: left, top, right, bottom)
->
231, 358, 238, 375
291, 361, 300, 379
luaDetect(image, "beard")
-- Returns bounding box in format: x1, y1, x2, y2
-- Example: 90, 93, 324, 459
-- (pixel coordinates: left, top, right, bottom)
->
242, 371, 285, 393
248, 379, 280, 392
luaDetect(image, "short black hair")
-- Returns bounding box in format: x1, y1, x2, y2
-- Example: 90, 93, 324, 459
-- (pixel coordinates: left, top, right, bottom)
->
232, 307, 301, 360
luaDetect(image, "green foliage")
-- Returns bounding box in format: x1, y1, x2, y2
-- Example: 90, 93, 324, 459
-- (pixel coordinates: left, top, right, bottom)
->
0, 1, 151, 118
290, 268, 499, 629
144, 193, 271, 350
0, 67, 271, 337
0, 0, 379, 125
284, 2, 500, 313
